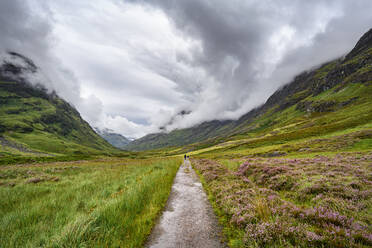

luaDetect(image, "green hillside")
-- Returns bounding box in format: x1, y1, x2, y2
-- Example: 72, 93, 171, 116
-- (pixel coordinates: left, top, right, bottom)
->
126, 28, 372, 153
0, 53, 119, 160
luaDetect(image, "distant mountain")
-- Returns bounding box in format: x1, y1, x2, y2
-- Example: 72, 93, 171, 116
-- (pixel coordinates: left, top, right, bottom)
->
126, 28, 372, 151
0, 52, 118, 156
94, 128, 131, 149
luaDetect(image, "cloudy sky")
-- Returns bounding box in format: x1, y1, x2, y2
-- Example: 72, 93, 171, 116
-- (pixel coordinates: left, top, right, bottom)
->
0, 0, 371, 138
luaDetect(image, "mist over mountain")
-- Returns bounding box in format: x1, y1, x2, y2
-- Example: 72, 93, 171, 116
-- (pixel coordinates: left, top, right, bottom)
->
126, 28, 372, 151
94, 127, 131, 149
0, 52, 118, 156
1, 0, 372, 139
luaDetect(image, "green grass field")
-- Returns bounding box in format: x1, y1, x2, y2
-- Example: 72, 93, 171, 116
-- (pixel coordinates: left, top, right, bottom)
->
0, 157, 181, 247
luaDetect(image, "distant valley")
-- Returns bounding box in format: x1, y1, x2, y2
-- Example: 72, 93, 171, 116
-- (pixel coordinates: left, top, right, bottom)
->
94, 127, 132, 149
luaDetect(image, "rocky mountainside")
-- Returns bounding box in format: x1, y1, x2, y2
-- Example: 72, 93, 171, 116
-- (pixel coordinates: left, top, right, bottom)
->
94, 128, 131, 149
126, 28, 372, 151
0, 52, 118, 156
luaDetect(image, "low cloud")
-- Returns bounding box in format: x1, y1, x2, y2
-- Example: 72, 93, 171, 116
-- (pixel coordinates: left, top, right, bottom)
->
1, 0, 371, 138
128, 0, 372, 131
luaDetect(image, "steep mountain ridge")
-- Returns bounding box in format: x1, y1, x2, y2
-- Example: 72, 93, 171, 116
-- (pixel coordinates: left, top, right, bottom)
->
126, 28, 372, 151
0, 52, 118, 156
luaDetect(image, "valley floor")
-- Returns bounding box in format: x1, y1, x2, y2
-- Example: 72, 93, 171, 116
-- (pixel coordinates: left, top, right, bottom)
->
1, 138, 371, 248
0, 157, 181, 247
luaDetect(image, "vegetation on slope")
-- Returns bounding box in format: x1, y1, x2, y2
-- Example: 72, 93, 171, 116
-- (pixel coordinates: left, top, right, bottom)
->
0, 157, 181, 247
189, 80, 372, 159
0, 53, 120, 158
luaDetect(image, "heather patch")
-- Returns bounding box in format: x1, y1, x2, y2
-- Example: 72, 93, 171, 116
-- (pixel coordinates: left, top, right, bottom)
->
192, 153, 372, 247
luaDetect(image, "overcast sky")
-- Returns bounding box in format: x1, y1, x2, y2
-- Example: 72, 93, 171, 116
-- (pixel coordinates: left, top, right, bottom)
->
0, 0, 371, 138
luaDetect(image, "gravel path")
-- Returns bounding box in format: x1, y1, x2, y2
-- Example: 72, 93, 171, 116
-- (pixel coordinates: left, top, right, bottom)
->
146, 160, 226, 248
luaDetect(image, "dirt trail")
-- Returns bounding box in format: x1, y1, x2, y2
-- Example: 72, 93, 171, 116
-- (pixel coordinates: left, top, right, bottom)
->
146, 160, 226, 248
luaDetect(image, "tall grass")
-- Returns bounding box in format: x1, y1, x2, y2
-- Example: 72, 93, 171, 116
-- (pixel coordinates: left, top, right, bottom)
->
0, 157, 181, 247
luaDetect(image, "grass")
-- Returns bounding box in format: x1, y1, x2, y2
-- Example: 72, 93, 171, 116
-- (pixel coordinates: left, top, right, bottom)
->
0, 157, 181, 247
0, 154, 92, 166
217, 159, 242, 171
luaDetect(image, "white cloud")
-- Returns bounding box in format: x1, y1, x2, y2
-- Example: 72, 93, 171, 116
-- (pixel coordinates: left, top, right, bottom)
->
47, 0, 194, 136
101, 115, 154, 139
2, 0, 372, 139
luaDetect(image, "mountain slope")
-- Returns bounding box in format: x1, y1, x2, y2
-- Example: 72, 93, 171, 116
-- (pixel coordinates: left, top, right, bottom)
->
126, 28, 372, 151
95, 128, 131, 149
0, 52, 118, 157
